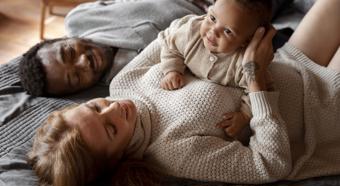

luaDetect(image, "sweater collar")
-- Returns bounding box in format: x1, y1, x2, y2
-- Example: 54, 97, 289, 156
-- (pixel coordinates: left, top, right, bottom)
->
124, 100, 152, 159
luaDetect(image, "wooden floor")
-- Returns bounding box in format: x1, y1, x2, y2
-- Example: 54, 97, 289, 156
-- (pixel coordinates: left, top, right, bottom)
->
0, 0, 67, 64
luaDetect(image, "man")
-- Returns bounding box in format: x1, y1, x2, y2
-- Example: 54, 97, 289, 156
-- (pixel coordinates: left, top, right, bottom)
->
19, 38, 114, 96
19, 0, 206, 96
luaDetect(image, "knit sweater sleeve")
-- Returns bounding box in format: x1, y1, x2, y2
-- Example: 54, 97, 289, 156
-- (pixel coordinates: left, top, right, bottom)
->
158, 15, 195, 75
159, 91, 292, 184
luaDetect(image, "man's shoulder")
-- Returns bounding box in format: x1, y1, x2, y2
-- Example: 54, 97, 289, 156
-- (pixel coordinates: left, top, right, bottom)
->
169, 14, 204, 30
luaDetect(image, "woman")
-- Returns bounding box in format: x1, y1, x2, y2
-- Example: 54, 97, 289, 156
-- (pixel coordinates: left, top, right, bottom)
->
28, 0, 340, 185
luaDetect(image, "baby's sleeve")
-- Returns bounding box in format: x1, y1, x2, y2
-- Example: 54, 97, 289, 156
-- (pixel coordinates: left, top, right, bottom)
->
157, 15, 196, 75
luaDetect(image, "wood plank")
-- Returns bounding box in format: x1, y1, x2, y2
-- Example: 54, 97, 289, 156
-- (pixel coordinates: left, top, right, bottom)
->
0, 0, 66, 64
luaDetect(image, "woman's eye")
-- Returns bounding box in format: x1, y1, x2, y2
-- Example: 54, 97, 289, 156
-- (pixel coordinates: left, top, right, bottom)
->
110, 125, 116, 135
94, 104, 101, 112
88, 103, 101, 112
106, 124, 117, 140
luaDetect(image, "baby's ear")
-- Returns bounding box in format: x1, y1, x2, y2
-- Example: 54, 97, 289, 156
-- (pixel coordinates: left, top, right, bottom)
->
242, 39, 251, 48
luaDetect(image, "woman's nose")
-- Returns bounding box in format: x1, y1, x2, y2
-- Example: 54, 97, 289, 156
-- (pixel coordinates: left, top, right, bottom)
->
101, 101, 119, 114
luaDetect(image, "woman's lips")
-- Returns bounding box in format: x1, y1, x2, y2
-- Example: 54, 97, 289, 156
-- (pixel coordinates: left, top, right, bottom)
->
118, 102, 130, 119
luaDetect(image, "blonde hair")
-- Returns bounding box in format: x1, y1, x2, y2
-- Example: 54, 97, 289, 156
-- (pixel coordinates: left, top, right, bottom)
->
28, 104, 98, 186
29, 104, 163, 186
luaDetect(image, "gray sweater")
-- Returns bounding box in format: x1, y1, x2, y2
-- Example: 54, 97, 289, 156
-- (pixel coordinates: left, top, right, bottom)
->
65, 0, 204, 50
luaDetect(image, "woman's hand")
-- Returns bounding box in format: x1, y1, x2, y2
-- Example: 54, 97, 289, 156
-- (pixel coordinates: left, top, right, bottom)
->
242, 26, 277, 92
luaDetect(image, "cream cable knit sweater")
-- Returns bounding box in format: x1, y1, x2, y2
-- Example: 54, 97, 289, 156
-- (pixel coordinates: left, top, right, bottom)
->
109, 40, 340, 184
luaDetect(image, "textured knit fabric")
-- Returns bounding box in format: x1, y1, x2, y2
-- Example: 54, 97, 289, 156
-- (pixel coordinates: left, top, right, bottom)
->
274, 43, 340, 180
109, 39, 340, 183
110, 40, 292, 184
158, 14, 271, 118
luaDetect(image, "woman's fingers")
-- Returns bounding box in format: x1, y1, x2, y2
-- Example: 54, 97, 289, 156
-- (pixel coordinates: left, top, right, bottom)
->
247, 27, 265, 52
260, 25, 277, 49
264, 25, 277, 44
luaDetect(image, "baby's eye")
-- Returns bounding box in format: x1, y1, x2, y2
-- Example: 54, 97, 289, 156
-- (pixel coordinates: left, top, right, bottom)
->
209, 15, 216, 23
224, 28, 232, 35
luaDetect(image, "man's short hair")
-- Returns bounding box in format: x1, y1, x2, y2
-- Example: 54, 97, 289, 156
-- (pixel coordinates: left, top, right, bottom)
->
19, 38, 66, 96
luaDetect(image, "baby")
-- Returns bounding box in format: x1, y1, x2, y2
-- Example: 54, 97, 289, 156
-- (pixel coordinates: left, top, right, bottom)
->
158, 0, 273, 141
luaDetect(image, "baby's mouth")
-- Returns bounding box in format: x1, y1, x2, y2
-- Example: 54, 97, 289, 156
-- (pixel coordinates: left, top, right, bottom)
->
206, 36, 217, 47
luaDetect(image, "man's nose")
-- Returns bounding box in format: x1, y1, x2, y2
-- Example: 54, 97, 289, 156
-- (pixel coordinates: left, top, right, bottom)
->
77, 54, 91, 71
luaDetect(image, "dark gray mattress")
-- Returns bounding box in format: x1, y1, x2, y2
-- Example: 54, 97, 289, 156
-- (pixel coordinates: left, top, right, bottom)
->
1, 55, 340, 186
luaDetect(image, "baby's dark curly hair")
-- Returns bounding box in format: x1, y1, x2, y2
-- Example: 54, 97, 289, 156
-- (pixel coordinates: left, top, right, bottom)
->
235, 0, 273, 25
19, 38, 66, 96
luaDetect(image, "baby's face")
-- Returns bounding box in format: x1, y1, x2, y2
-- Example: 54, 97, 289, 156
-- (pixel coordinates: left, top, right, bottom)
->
200, 0, 259, 54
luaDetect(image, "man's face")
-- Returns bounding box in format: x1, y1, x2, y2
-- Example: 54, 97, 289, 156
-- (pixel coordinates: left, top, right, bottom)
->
38, 38, 113, 95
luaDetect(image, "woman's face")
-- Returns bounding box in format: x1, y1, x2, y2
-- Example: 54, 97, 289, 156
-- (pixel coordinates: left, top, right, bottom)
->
63, 98, 137, 161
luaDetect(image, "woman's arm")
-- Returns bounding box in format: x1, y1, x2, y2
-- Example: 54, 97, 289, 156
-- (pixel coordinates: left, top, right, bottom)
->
181, 26, 290, 183
156, 91, 291, 184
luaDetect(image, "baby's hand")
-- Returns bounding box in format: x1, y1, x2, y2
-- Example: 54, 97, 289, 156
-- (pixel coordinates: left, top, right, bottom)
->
216, 112, 250, 138
160, 71, 185, 90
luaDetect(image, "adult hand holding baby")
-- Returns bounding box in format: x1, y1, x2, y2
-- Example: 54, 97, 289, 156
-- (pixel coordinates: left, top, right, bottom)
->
242, 26, 277, 92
